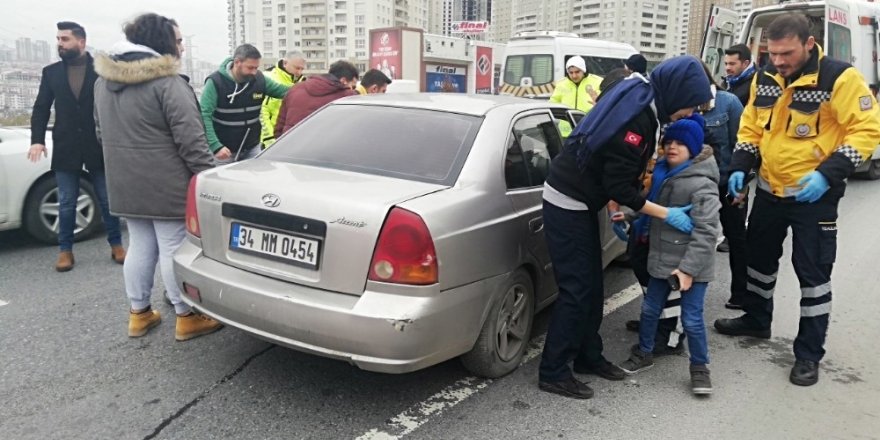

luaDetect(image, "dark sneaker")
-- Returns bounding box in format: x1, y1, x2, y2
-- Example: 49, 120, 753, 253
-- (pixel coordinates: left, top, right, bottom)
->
573, 359, 626, 381
690, 364, 713, 395
716, 238, 730, 252
714, 316, 771, 339
619, 349, 654, 374
789, 359, 819, 386
538, 376, 594, 399
631, 342, 684, 358
625, 320, 640, 332
724, 301, 743, 310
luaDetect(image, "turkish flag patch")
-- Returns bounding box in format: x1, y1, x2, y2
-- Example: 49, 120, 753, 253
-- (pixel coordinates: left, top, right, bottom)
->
624, 131, 642, 146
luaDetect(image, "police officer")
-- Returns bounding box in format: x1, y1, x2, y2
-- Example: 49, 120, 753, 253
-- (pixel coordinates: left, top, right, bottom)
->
538, 56, 711, 399
200, 44, 290, 162
715, 13, 880, 386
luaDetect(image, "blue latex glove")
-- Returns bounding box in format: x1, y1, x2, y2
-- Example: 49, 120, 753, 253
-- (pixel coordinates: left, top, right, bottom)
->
612, 221, 629, 242
728, 171, 745, 198
664, 204, 694, 234
794, 171, 829, 203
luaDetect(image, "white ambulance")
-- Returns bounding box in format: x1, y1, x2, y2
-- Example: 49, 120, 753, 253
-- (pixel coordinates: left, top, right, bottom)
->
499, 31, 638, 99
702, 0, 880, 179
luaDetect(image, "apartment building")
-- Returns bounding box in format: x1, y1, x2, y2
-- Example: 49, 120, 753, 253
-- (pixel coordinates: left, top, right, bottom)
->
684, 0, 778, 56
227, 0, 432, 75
570, 0, 683, 64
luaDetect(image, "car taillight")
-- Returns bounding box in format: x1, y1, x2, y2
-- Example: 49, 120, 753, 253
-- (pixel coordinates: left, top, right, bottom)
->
185, 175, 200, 238
369, 207, 438, 285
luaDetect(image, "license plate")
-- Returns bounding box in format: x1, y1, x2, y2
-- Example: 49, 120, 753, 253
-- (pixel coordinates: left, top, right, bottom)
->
230, 222, 320, 269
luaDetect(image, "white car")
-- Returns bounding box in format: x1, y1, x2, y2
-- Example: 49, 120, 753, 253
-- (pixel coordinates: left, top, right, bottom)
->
0, 127, 102, 243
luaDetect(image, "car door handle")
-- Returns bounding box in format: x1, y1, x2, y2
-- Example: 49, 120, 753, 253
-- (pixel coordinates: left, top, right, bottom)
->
529, 217, 544, 234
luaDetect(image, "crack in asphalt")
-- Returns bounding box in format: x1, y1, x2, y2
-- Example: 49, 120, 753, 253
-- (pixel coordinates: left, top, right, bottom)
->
142, 344, 276, 440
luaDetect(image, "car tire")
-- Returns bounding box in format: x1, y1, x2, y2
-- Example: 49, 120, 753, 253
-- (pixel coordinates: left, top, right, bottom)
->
461, 269, 535, 378
23, 175, 101, 245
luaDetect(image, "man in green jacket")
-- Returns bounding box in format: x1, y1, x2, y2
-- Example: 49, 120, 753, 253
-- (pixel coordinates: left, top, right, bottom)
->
260, 51, 306, 148
200, 44, 289, 162
550, 55, 603, 137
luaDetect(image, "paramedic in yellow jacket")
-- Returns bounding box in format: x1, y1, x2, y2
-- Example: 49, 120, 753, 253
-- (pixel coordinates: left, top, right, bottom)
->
550, 56, 603, 137
714, 13, 880, 387
260, 51, 306, 148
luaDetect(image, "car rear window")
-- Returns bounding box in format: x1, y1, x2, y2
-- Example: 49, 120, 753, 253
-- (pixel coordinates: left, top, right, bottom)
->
262, 104, 483, 186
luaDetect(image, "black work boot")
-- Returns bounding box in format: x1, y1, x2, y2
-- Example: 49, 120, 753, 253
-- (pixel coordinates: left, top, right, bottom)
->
789, 359, 820, 386
538, 376, 594, 399
714, 316, 771, 339
573, 359, 626, 381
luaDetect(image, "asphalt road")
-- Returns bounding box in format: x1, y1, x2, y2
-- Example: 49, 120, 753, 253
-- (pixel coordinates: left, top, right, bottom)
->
1, 179, 878, 440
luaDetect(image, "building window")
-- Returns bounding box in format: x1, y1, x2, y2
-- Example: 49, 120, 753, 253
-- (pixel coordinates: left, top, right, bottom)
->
264, 18, 272, 27
263, 30, 273, 40
278, 27, 286, 35
355, 15, 365, 24
264, 42, 273, 51
355, 27, 365, 36
263, 7, 272, 16
279, 16, 286, 24
278, 3, 285, 12
279, 39, 287, 47
641, 12, 653, 18
355, 39, 365, 49
294, 18, 300, 23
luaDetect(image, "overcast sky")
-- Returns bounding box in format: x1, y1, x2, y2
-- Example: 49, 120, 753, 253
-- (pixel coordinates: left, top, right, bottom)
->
1, 0, 229, 62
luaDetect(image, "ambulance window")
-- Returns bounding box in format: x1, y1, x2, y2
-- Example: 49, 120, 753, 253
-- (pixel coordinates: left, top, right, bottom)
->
579, 56, 627, 75
504, 55, 554, 86
827, 23, 851, 63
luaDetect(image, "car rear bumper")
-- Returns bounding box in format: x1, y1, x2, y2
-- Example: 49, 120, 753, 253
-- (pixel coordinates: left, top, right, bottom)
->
173, 240, 504, 374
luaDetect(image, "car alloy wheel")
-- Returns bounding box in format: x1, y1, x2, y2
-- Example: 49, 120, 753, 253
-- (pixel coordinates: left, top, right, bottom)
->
494, 282, 530, 362
39, 186, 96, 236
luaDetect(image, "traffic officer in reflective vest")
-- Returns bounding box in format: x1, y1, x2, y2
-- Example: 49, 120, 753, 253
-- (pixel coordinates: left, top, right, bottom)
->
200, 44, 290, 163
714, 13, 880, 386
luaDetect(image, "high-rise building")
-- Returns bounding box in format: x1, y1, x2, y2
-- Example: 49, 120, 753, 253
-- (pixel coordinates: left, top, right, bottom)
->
507, 0, 573, 37
684, 0, 777, 56
15, 38, 33, 62
32, 40, 50, 64
227, 0, 432, 75
570, 0, 683, 64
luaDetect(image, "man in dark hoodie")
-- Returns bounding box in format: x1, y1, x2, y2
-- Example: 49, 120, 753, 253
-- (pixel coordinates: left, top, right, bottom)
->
538, 55, 712, 400
200, 44, 290, 162
274, 60, 359, 138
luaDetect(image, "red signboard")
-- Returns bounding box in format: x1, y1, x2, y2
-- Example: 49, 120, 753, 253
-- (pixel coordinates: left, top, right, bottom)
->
475, 46, 492, 94
369, 29, 401, 80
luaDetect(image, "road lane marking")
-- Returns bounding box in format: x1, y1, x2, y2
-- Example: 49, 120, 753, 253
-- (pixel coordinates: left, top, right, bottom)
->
355, 283, 643, 440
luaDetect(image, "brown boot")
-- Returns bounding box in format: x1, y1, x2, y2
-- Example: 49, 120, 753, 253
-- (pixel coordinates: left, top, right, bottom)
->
176, 313, 223, 341
129, 309, 161, 337
55, 251, 74, 272
111, 245, 126, 264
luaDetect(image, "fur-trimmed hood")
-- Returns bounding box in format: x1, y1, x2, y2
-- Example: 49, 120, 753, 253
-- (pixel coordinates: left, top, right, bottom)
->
94, 41, 180, 91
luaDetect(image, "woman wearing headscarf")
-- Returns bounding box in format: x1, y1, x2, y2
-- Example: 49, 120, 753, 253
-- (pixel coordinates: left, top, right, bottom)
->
538, 56, 712, 399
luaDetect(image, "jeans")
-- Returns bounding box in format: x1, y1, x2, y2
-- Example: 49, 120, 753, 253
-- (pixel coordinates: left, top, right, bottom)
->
124, 218, 191, 315
539, 201, 606, 382
55, 170, 121, 251
639, 277, 709, 365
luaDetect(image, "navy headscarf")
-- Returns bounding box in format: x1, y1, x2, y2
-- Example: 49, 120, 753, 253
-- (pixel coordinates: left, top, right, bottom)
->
566, 55, 712, 170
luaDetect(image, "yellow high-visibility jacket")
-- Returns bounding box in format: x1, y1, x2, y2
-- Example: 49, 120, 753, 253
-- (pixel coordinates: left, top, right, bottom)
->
733, 45, 880, 196
260, 65, 305, 147
549, 74, 603, 113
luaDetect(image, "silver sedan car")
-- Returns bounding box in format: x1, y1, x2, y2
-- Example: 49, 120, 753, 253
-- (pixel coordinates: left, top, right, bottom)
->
173, 94, 626, 378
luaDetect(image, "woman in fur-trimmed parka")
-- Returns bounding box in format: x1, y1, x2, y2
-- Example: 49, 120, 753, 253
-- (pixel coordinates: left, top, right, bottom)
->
93, 13, 221, 342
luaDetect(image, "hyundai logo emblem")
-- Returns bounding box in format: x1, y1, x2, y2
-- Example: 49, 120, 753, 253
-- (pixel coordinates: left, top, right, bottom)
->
261, 193, 280, 208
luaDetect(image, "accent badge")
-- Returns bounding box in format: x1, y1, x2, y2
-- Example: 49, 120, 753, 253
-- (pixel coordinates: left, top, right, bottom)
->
795, 124, 811, 137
